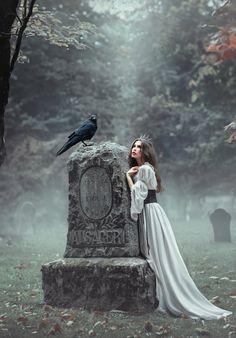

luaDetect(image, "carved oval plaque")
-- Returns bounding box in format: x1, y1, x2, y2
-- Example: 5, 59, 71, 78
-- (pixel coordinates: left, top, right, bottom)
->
80, 167, 112, 219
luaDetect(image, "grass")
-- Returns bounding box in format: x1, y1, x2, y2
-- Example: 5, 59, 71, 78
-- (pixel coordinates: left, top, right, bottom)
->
0, 217, 235, 338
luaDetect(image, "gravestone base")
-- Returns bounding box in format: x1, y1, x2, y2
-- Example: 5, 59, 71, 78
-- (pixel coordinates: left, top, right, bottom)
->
42, 257, 158, 312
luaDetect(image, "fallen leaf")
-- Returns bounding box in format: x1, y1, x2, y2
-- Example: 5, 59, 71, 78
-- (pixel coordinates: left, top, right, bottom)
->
229, 291, 236, 296
0, 314, 8, 321
195, 327, 210, 336
77, 328, 84, 334
155, 324, 171, 336
94, 321, 102, 327
101, 319, 108, 326
92, 310, 104, 316
88, 329, 96, 336
14, 263, 30, 269
30, 290, 39, 296
144, 320, 153, 332
209, 276, 219, 280
202, 284, 211, 289
47, 323, 62, 335
110, 325, 118, 330
38, 318, 49, 330
43, 305, 53, 312
220, 277, 230, 281
66, 320, 74, 326
17, 316, 29, 326
180, 313, 189, 319
210, 296, 221, 304
60, 311, 76, 322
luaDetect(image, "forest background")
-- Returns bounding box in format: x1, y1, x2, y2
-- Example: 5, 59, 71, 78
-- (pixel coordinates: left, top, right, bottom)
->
0, 0, 236, 234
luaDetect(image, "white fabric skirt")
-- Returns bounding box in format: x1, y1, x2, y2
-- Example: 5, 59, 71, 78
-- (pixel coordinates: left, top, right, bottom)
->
138, 202, 232, 320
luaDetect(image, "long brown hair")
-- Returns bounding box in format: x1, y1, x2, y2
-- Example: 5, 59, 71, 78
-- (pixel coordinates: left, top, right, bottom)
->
128, 138, 163, 193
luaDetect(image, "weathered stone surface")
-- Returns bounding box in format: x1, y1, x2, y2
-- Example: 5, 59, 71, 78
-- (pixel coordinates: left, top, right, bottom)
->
42, 142, 159, 312
64, 142, 139, 258
42, 257, 158, 312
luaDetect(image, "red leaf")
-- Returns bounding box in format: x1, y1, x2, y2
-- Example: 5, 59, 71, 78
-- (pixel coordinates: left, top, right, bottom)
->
47, 323, 62, 335
17, 315, 29, 325
38, 318, 49, 329
195, 328, 211, 336
0, 314, 8, 321
218, 49, 235, 60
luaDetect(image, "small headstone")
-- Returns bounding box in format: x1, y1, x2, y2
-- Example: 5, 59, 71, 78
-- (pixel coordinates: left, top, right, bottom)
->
209, 208, 231, 242
42, 142, 157, 312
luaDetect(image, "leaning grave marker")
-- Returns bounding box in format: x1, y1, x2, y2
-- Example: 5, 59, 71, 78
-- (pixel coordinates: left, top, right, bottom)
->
42, 142, 157, 312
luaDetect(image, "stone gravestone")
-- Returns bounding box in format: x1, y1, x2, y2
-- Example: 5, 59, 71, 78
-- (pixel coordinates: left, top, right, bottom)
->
209, 208, 231, 242
42, 142, 157, 312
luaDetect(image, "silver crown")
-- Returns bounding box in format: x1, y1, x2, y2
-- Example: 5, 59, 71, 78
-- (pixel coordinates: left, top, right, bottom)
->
138, 134, 152, 144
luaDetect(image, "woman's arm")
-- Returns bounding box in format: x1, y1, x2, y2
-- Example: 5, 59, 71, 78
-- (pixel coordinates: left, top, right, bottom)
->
126, 166, 139, 189
127, 165, 149, 221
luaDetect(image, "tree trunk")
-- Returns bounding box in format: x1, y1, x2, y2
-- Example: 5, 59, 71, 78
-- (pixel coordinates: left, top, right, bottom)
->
0, 0, 20, 166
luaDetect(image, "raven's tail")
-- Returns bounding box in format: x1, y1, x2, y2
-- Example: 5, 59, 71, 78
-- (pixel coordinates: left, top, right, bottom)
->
56, 143, 70, 156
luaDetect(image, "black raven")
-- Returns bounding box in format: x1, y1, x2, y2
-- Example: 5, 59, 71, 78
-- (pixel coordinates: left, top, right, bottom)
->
56, 114, 97, 156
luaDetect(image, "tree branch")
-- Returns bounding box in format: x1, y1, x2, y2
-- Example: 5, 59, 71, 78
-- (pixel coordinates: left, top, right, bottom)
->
23, 0, 27, 19
10, 0, 36, 73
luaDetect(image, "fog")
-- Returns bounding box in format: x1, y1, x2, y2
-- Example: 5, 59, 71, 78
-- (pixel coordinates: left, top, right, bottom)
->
0, 0, 235, 257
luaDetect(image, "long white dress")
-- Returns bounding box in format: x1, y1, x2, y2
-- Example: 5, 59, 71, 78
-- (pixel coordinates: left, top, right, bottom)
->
130, 162, 232, 320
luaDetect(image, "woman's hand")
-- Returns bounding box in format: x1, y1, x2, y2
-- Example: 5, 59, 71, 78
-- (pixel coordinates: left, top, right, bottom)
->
126, 166, 139, 177
126, 166, 139, 189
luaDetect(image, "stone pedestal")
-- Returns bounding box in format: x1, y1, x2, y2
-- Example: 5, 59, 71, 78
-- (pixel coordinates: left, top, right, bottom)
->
42, 142, 158, 312
42, 257, 157, 312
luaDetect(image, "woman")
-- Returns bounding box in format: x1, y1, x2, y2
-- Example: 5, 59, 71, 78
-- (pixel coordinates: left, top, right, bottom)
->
126, 136, 232, 320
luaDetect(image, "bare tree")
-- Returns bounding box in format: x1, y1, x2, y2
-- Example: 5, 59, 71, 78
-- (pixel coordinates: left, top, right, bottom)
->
0, 0, 36, 166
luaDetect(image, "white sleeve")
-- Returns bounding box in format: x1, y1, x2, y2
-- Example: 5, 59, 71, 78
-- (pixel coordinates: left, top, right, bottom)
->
130, 165, 151, 221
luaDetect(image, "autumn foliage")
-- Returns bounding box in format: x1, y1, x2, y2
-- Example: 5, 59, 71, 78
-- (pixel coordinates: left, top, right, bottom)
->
207, 28, 236, 61
205, 0, 236, 143
206, 0, 236, 61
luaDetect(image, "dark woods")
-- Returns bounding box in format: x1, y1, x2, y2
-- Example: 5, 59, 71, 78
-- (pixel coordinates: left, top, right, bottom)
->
0, 0, 236, 232
0, 0, 37, 166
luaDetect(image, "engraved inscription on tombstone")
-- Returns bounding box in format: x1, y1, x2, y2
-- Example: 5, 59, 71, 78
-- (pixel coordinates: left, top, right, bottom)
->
68, 228, 126, 247
80, 166, 112, 219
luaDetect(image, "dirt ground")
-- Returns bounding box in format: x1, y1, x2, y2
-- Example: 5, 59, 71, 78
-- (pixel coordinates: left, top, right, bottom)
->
0, 217, 235, 338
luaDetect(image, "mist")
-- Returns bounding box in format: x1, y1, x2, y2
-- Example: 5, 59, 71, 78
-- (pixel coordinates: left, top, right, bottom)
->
0, 0, 235, 335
